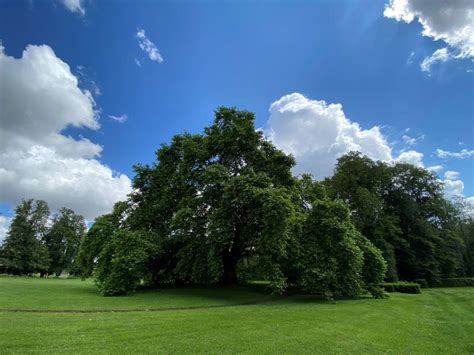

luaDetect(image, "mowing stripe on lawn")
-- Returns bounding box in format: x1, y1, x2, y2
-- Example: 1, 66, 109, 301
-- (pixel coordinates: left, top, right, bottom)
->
0, 299, 277, 314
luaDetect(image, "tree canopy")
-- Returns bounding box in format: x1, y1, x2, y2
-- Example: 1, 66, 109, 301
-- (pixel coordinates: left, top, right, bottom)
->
7, 106, 463, 298
0, 199, 86, 276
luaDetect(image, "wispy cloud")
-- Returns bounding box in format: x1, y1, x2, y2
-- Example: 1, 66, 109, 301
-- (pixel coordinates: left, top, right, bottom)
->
109, 114, 128, 123
135, 28, 163, 63
59, 0, 85, 16
420, 48, 451, 72
436, 148, 474, 159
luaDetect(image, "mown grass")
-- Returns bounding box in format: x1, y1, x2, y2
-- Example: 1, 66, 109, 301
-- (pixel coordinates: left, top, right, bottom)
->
0, 277, 274, 311
0, 277, 473, 354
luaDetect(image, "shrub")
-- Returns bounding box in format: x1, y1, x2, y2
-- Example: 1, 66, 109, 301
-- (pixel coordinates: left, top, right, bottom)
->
438, 277, 474, 287
414, 278, 429, 288
94, 230, 161, 296
382, 282, 421, 294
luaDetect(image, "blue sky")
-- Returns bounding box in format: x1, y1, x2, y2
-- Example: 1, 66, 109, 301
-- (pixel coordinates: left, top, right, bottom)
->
0, 0, 473, 232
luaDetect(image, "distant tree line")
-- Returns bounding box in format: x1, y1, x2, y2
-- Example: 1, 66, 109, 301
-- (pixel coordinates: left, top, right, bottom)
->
2, 107, 473, 299
0, 199, 86, 276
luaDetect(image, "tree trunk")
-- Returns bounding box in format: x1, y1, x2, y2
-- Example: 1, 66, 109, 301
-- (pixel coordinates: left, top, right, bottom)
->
222, 249, 238, 284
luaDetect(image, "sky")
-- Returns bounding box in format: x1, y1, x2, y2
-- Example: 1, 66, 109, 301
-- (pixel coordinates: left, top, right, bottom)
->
0, 0, 473, 240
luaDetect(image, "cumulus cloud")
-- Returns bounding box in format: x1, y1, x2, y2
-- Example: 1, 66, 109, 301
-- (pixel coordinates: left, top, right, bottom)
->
443, 178, 465, 199
266, 93, 393, 179
0, 44, 131, 220
436, 148, 474, 159
384, 0, 474, 70
109, 114, 128, 123
444, 170, 460, 180
441, 169, 470, 203
135, 28, 163, 63
59, 0, 85, 16
396, 150, 424, 167
0, 215, 12, 244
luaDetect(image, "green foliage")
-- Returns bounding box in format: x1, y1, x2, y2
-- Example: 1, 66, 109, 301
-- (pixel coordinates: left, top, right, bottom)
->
94, 230, 162, 296
438, 277, 474, 287
382, 282, 421, 294
326, 151, 467, 284
76, 202, 128, 278
127, 107, 295, 293
0, 199, 50, 275
75, 108, 468, 299
297, 200, 364, 299
414, 278, 429, 288
356, 234, 388, 298
43, 208, 86, 276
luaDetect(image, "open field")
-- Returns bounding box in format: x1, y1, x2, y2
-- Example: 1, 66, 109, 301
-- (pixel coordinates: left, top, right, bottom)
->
1, 278, 473, 354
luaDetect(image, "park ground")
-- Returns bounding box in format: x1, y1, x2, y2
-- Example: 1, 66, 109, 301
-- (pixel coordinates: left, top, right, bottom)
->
0, 277, 473, 354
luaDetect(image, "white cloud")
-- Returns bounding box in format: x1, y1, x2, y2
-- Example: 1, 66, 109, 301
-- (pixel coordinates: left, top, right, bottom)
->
436, 148, 474, 159
109, 114, 128, 123
0, 44, 131, 220
444, 170, 460, 180
266, 93, 393, 179
134, 58, 142, 67
420, 47, 452, 72
59, 0, 85, 16
0, 215, 12, 244
402, 133, 424, 145
384, 0, 474, 69
439, 170, 473, 208
135, 28, 163, 63
427, 165, 443, 173
396, 150, 424, 167
443, 178, 465, 199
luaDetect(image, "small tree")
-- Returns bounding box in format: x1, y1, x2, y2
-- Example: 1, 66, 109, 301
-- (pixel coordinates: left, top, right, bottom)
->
94, 230, 162, 296
298, 199, 365, 299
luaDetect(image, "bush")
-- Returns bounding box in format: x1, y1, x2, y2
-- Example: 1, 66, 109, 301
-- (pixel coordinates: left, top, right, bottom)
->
94, 230, 161, 296
414, 278, 429, 288
382, 282, 421, 294
438, 278, 474, 287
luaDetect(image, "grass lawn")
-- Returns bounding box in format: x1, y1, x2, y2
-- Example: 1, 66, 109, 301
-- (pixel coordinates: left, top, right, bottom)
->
0, 277, 473, 354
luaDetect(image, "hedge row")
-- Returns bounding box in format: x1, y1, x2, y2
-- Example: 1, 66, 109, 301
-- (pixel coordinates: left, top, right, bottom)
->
382, 282, 421, 294
437, 277, 474, 287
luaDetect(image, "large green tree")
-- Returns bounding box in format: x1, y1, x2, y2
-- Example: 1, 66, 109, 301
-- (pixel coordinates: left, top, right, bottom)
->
128, 107, 296, 291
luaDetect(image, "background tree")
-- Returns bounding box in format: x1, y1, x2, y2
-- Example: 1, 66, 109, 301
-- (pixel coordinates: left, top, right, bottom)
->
0, 199, 50, 275
326, 152, 465, 284
43, 208, 86, 276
